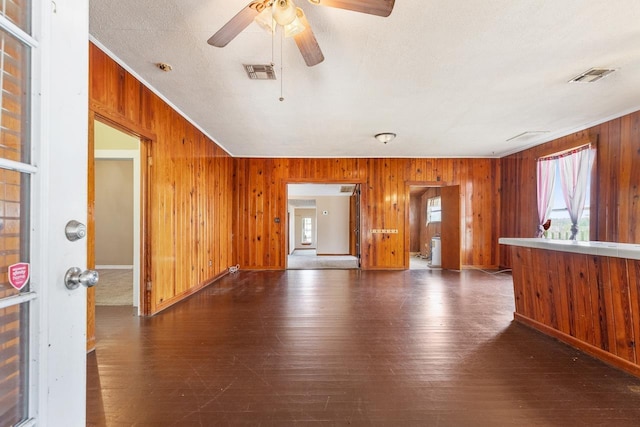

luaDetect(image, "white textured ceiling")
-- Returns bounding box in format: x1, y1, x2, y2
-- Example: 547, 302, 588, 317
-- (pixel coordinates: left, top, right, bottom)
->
89, 1, 640, 158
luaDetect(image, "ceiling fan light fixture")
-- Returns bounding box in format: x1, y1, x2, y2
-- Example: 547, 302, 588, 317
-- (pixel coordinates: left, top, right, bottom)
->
375, 132, 396, 144
273, 0, 298, 26
254, 6, 275, 34
284, 8, 306, 37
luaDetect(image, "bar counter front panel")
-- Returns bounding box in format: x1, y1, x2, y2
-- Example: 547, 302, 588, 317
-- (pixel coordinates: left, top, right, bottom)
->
499, 238, 640, 377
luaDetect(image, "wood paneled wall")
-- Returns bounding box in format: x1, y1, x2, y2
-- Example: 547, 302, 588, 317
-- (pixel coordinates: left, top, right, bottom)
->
89, 43, 234, 315
510, 246, 640, 377
234, 158, 501, 270
409, 195, 422, 252
500, 110, 640, 268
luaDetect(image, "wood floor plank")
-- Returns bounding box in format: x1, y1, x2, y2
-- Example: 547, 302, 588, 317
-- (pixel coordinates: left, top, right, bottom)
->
87, 270, 640, 426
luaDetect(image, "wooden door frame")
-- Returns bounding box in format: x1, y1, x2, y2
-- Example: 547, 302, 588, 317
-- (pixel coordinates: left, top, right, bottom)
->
283, 179, 365, 269
404, 181, 461, 270
87, 106, 156, 351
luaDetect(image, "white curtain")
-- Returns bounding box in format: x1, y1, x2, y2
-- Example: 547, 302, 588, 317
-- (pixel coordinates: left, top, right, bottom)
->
558, 146, 594, 240
536, 157, 557, 237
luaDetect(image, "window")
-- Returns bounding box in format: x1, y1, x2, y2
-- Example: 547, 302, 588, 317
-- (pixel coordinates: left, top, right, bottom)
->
427, 196, 441, 224
536, 145, 594, 241
547, 161, 591, 240
301, 217, 312, 244
427, 197, 442, 223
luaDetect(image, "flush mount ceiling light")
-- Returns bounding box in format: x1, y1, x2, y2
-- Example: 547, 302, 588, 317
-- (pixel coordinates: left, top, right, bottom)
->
375, 132, 396, 144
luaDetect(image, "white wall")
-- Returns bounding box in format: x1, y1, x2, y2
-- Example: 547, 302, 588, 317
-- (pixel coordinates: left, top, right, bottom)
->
316, 196, 350, 254
288, 207, 296, 254
94, 159, 134, 265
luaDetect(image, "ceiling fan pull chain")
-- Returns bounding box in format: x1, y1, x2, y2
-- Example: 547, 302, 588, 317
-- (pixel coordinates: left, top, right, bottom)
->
271, 10, 275, 66
280, 27, 284, 102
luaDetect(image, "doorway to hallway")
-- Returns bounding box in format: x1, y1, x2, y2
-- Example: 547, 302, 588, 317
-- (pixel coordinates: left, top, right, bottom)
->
287, 183, 360, 269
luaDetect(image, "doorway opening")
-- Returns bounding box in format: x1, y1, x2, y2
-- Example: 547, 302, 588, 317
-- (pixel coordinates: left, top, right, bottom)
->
287, 183, 360, 269
407, 184, 461, 270
93, 120, 141, 311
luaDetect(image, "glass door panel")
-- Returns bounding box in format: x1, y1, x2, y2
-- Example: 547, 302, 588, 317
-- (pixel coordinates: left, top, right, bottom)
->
0, 0, 29, 33
0, 169, 28, 298
0, 0, 31, 425
0, 301, 27, 425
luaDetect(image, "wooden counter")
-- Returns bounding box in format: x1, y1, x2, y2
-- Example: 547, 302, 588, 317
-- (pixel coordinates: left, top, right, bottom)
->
499, 237, 640, 377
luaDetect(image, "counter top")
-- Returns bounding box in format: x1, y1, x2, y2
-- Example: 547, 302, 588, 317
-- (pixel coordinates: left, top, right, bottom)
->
499, 237, 640, 261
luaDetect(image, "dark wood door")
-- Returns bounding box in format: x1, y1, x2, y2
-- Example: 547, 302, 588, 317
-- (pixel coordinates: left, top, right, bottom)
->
441, 185, 461, 270
351, 184, 361, 267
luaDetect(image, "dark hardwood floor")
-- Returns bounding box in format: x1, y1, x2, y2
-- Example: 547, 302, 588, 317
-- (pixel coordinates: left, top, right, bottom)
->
87, 269, 640, 426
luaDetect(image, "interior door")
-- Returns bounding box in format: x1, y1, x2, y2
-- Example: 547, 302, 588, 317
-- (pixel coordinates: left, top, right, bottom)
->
355, 184, 361, 267
441, 185, 461, 270
0, 1, 91, 424
349, 191, 356, 256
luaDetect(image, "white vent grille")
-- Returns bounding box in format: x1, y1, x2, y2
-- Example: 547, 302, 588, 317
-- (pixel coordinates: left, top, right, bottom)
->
244, 64, 277, 80
569, 68, 616, 83
506, 131, 550, 143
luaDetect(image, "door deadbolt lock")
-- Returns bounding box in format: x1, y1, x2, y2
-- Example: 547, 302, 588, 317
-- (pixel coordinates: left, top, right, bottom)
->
65, 267, 99, 290
65, 220, 87, 241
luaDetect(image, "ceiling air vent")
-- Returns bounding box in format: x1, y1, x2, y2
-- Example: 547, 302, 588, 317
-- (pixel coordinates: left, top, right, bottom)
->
506, 131, 550, 143
340, 185, 355, 194
569, 68, 616, 83
243, 64, 277, 80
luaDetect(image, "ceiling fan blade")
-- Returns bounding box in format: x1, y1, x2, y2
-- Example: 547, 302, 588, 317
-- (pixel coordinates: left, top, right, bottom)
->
311, 0, 395, 17
293, 10, 324, 67
208, 3, 261, 47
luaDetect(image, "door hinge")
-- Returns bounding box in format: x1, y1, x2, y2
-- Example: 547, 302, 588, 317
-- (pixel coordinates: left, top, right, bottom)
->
146, 280, 152, 290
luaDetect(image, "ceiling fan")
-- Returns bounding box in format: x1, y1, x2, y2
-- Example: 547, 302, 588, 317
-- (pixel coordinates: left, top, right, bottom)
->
207, 0, 395, 67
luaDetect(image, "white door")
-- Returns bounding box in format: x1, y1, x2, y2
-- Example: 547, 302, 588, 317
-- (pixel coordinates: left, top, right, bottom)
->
0, 1, 89, 425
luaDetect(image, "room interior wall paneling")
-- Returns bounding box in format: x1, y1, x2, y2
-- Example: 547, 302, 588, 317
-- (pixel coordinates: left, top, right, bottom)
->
500, 111, 640, 268
409, 194, 422, 253
89, 43, 234, 315
90, 43, 501, 282
235, 158, 500, 270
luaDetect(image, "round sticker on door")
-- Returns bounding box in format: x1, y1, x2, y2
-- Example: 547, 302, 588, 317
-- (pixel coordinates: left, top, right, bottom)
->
8, 262, 30, 291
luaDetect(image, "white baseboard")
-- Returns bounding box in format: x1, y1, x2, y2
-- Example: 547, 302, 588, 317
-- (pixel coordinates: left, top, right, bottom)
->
95, 265, 133, 270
